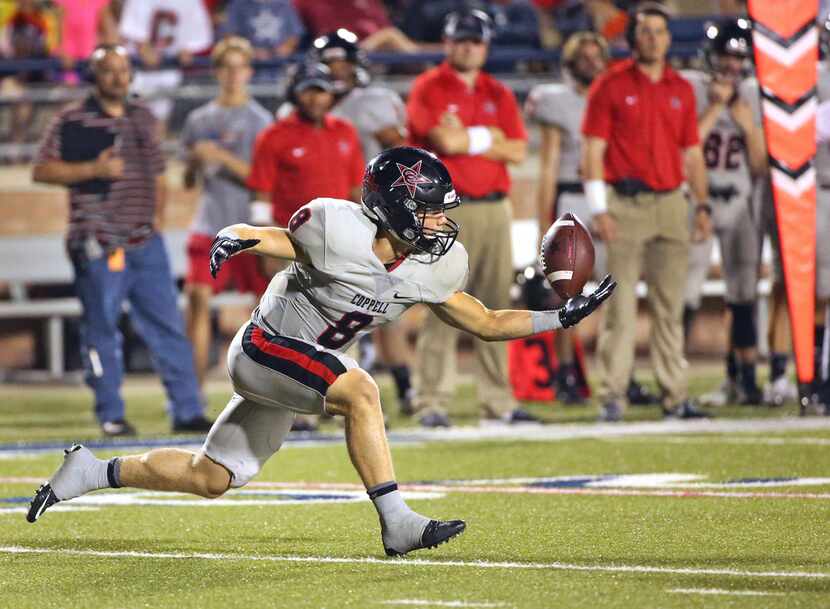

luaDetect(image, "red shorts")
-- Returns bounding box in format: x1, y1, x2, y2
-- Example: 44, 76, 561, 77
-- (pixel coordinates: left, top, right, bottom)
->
186, 233, 269, 296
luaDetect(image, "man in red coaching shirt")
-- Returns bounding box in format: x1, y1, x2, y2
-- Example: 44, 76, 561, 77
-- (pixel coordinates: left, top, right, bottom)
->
247, 62, 364, 229
407, 9, 534, 427
581, 2, 712, 422
247, 62, 364, 431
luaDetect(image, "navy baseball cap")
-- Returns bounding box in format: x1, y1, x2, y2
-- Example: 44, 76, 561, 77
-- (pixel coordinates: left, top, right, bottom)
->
291, 62, 334, 95
443, 9, 493, 43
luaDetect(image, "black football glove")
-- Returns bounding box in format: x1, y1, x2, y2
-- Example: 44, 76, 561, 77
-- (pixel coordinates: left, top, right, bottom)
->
209, 232, 260, 278
558, 274, 616, 328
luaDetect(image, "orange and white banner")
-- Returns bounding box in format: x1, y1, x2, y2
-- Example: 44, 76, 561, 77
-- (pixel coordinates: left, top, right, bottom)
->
749, 0, 818, 384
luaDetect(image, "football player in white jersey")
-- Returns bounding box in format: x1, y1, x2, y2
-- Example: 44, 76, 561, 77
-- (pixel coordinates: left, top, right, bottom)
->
683, 19, 767, 405
27, 147, 615, 556
311, 29, 418, 415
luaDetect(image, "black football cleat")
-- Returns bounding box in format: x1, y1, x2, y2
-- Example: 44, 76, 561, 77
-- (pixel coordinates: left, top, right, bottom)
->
172, 416, 214, 433
26, 482, 60, 523
384, 519, 466, 557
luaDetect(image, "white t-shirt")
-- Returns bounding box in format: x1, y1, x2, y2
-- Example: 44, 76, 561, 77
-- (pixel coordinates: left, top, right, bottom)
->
119, 0, 212, 56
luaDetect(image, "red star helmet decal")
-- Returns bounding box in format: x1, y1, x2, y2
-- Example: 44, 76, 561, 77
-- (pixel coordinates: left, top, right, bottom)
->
390, 160, 432, 197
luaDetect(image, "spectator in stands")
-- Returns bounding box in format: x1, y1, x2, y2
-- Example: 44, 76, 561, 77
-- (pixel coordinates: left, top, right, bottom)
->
118, 0, 213, 133
401, 1, 540, 47
53, 0, 110, 82
224, 0, 304, 61
294, 0, 419, 52
97, 0, 125, 46
181, 36, 271, 388
31, 44, 212, 437
582, 2, 712, 422
537, 0, 629, 49
0, 0, 52, 154
407, 10, 532, 427
246, 62, 365, 430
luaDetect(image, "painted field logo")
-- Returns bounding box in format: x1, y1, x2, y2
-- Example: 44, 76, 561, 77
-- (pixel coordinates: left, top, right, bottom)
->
429, 474, 830, 489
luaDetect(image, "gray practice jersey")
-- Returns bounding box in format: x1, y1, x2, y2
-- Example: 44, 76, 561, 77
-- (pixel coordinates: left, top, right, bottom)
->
684, 70, 753, 200
253, 198, 469, 352
181, 99, 271, 235
332, 86, 406, 162
524, 83, 585, 183
816, 63, 830, 186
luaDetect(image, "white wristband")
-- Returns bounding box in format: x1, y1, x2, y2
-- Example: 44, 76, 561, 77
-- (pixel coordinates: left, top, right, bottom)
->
531, 310, 563, 334
467, 126, 493, 155
585, 180, 608, 214
216, 226, 241, 241
250, 200, 273, 226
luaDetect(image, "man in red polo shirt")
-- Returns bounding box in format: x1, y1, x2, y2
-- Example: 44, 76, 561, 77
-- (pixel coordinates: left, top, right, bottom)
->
407, 9, 534, 427
247, 62, 364, 431
247, 62, 364, 228
582, 2, 712, 422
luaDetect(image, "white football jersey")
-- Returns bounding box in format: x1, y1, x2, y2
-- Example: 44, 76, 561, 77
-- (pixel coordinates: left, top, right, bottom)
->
683, 70, 753, 200
119, 0, 213, 56
332, 86, 406, 163
815, 63, 830, 186
253, 198, 469, 352
524, 83, 585, 183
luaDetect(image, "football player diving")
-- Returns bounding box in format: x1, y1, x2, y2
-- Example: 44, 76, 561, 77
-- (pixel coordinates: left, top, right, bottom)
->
27, 147, 615, 556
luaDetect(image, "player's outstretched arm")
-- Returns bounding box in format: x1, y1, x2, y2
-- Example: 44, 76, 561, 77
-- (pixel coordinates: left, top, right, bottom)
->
430, 275, 616, 341
209, 224, 309, 278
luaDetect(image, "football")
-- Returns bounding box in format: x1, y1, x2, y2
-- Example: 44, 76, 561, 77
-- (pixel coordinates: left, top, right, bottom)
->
539, 212, 595, 300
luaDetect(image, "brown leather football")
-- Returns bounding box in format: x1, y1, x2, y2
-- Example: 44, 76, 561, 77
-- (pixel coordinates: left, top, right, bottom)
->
539, 212, 595, 300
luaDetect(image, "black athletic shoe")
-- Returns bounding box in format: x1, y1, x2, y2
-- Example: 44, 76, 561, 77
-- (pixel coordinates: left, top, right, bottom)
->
100, 419, 136, 437
419, 411, 451, 428
172, 416, 214, 433
289, 416, 319, 433
384, 519, 466, 557
555, 365, 586, 406
26, 482, 60, 523
663, 400, 711, 419
627, 379, 659, 406
505, 408, 541, 424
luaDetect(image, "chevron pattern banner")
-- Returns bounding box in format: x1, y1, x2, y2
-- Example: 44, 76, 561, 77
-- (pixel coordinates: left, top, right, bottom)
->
749, 0, 817, 385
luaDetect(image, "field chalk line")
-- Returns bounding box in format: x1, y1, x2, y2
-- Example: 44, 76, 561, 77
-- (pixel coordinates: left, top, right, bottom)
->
1, 546, 829, 580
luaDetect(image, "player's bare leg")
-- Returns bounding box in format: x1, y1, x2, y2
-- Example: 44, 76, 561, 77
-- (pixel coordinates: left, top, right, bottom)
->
186, 284, 213, 387
326, 368, 465, 555
27, 446, 230, 522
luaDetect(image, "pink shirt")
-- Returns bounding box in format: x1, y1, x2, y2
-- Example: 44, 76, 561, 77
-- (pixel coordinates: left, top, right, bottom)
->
54, 0, 109, 59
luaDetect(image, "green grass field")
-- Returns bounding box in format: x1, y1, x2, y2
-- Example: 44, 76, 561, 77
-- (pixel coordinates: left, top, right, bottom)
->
1, 374, 829, 609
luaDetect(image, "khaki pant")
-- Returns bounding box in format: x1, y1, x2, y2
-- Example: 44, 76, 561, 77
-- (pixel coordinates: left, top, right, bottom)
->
596, 189, 690, 408
413, 198, 517, 417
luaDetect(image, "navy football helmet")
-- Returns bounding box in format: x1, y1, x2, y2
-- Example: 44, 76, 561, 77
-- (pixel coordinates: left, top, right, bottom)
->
362, 147, 460, 261
703, 18, 754, 78
309, 29, 370, 91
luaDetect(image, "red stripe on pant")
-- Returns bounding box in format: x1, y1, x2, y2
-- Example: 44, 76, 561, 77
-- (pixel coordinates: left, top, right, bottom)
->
249, 326, 339, 386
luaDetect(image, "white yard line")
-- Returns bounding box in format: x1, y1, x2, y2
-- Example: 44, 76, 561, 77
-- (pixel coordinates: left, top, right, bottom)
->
379, 601, 509, 608
1, 546, 828, 580
610, 436, 830, 446
3, 478, 829, 501
3, 416, 830, 458
667, 588, 786, 596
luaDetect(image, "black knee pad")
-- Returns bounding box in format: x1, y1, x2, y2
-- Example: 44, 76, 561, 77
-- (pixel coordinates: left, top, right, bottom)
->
729, 302, 757, 349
